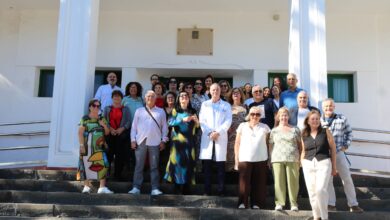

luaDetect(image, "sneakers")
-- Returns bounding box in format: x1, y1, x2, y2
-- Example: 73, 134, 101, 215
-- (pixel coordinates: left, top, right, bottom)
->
151, 189, 163, 196
328, 205, 337, 211
81, 185, 91, 194
238, 203, 245, 209
252, 205, 260, 209
128, 187, 141, 195
291, 206, 299, 211
350, 206, 364, 213
275, 204, 283, 211
97, 187, 114, 194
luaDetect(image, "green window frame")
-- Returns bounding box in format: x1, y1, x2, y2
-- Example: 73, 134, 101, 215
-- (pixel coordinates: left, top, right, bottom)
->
327, 74, 354, 103
268, 72, 288, 88
37, 69, 122, 98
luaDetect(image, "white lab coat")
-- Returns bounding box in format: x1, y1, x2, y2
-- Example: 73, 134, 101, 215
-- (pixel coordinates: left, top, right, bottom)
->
199, 99, 232, 161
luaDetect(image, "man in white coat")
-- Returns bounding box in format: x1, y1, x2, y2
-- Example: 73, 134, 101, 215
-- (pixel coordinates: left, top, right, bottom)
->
199, 83, 232, 195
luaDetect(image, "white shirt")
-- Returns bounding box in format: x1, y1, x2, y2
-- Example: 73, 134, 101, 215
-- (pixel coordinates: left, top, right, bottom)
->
236, 122, 270, 162
297, 108, 310, 130
131, 106, 168, 146
94, 84, 123, 110
273, 99, 280, 109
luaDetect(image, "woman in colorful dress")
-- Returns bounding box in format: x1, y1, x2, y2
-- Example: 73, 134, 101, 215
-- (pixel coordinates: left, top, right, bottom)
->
226, 87, 247, 172
164, 91, 199, 194
77, 99, 113, 194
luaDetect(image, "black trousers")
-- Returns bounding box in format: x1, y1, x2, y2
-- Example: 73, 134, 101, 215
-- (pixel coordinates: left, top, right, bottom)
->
203, 160, 225, 195
106, 130, 130, 179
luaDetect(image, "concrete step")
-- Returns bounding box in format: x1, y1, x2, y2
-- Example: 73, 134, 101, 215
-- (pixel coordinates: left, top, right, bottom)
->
0, 190, 389, 212
0, 203, 389, 220
0, 178, 388, 200
1, 169, 389, 187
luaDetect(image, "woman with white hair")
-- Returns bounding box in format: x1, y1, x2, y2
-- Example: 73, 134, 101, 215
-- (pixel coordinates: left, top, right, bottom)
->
234, 106, 270, 209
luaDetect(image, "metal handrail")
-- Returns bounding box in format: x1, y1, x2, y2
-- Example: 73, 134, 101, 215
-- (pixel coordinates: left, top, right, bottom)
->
0, 145, 49, 151
352, 127, 390, 134
0, 131, 49, 137
346, 152, 390, 160
0, 160, 47, 168
0, 120, 50, 127
353, 138, 390, 145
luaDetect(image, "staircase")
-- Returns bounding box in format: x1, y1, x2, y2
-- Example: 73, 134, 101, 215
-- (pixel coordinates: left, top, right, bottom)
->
0, 169, 389, 219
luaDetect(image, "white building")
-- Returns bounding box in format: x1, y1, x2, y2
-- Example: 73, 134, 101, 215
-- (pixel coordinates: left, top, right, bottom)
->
0, 0, 389, 176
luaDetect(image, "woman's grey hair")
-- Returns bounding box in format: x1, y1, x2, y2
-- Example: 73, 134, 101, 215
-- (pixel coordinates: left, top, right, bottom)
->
245, 106, 262, 121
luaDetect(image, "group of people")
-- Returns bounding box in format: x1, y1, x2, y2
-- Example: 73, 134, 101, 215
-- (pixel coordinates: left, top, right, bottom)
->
77, 72, 363, 220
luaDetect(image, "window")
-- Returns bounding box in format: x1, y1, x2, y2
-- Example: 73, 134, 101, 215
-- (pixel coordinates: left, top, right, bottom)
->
94, 70, 122, 95
268, 72, 288, 89
37, 69, 122, 97
38, 69, 55, 97
327, 74, 354, 103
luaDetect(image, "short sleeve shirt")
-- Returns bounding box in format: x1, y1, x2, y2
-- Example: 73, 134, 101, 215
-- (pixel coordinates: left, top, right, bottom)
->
236, 122, 270, 162
269, 126, 301, 163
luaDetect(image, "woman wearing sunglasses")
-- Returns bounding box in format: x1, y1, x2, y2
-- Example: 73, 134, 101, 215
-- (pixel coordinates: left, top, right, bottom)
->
77, 99, 113, 194
234, 106, 270, 209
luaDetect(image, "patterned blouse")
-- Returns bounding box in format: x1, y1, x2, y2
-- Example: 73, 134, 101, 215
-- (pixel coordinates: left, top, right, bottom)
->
269, 126, 301, 163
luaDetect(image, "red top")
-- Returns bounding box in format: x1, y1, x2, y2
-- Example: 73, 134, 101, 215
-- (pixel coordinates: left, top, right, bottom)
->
155, 97, 164, 108
109, 107, 123, 129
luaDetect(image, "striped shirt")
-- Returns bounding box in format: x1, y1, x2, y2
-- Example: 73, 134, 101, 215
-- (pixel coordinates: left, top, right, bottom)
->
321, 113, 352, 152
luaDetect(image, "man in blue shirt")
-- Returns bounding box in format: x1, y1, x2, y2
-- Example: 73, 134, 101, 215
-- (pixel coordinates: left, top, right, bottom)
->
280, 73, 304, 110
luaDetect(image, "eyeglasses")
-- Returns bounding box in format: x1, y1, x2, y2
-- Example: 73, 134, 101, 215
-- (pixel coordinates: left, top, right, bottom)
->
195, 82, 202, 85
220, 84, 228, 87
250, 113, 261, 117
232, 91, 240, 95
185, 86, 193, 89
179, 94, 189, 98
91, 104, 100, 108
253, 90, 263, 93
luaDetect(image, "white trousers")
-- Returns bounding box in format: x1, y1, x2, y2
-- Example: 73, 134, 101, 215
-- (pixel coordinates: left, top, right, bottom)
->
328, 151, 358, 206
302, 158, 331, 220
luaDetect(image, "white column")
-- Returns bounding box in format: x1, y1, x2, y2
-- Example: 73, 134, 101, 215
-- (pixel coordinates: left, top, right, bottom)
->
48, 0, 100, 167
288, 0, 328, 108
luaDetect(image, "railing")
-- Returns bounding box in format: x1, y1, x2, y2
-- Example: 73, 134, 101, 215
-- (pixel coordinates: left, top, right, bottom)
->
353, 127, 390, 134
0, 120, 50, 127
0, 145, 49, 151
0, 131, 49, 137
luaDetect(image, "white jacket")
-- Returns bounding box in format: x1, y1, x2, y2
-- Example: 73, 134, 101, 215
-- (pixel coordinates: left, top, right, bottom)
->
199, 99, 232, 161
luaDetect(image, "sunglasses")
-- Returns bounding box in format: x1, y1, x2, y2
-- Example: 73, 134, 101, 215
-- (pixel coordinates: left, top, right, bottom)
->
250, 113, 261, 117
169, 81, 177, 84
253, 90, 263, 93
195, 82, 202, 85
91, 104, 100, 108
179, 94, 189, 98
232, 91, 240, 95
220, 84, 228, 87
